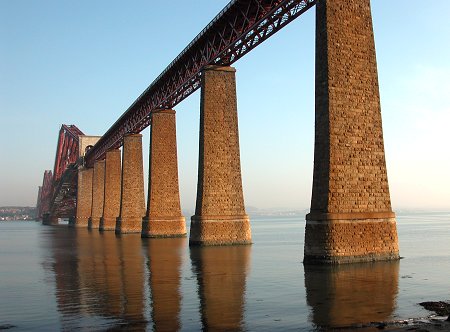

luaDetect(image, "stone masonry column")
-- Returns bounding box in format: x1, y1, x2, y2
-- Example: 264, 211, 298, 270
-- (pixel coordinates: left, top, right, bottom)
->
190, 65, 251, 245
304, 0, 399, 263
116, 134, 146, 234
100, 149, 121, 231
88, 160, 105, 229
73, 167, 93, 227
42, 213, 59, 226
142, 109, 186, 238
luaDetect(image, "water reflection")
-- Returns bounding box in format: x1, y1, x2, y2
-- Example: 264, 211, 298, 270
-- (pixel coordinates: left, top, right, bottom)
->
304, 261, 399, 329
44, 225, 399, 331
46, 228, 82, 321
190, 245, 251, 331
46, 228, 146, 329
143, 238, 185, 332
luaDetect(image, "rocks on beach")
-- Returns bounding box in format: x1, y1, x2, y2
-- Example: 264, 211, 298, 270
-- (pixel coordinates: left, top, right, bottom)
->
419, 301, 450, 318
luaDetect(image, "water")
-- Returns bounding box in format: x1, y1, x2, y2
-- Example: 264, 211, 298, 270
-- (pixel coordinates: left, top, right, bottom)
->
0, 213, 449, 331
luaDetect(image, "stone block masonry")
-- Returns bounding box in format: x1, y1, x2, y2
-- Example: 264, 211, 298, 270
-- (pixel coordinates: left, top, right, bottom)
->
88, 160, 105, 229
116, 134, 146, 234
304, 0, 399, 263
72, 167, 93, 227
190, 65, 251, 245
100, 149, 121, 231
142, 109, 186, 238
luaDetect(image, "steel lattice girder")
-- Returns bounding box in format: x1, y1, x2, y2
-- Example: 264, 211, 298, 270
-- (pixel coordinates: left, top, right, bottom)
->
50, 165, 78, 218
49, 124, 84, 218
38, 170, 53, 217
85, 0, 316, 166
53, 125, 84, 182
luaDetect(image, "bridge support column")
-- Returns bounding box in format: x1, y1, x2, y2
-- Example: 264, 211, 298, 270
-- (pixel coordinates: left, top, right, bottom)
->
73, 167, 93, 227
88, 160, 105, 229
304, 0, 399, 264
42, 213, 59, 225
142, 109, 186, 238
190, 66, 251, 246
116, 134, 146, 234
100, 149, 122, 231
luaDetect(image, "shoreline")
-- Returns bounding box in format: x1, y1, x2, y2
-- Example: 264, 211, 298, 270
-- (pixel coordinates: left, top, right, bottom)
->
341, 301, 450, 331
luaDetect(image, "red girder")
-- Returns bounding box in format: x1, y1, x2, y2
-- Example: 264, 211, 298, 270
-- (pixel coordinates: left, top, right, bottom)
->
49, 164, 78, 218
37, 170, 53, 218
53, 125, 84, 182
85, 0, 316, 166
49, 125, 85, 218
35, 186, 42, 219
37, 125, 84, 219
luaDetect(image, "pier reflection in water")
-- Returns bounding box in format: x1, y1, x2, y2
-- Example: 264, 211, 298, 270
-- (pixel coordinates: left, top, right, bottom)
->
45, 227, 251, 331
304, 261, 399, 329
144, 237, 185, 331
37, 221, 404, 331
190, 245, 251, 331
48, 228, 147, 330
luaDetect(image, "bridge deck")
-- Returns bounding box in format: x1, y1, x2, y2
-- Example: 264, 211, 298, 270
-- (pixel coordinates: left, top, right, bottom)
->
85, 0, 316, 166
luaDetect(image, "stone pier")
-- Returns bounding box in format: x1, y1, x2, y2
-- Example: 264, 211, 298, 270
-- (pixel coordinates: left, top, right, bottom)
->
100, 149, 122, 231
42, 213, 59, 226
116, 134, 146, 234
88, 160, 105, 229
304, 0, 399, 263
142, 109, 186, 238
190, 65, 251, 246
72, 167, 93, 227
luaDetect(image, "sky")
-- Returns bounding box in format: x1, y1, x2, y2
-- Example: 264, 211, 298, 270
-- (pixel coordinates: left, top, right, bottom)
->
1, 0, 449, 212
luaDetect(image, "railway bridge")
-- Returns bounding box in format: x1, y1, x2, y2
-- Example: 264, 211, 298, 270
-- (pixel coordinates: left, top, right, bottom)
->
36, 0, 399, 264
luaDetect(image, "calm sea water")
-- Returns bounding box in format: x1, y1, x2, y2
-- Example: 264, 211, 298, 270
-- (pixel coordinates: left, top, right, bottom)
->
0, 213, 449, 331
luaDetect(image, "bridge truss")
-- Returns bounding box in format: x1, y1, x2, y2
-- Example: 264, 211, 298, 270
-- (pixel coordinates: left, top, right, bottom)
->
38, 125, 84, 219
37, 170, 53, 220
85, 0, 316, 166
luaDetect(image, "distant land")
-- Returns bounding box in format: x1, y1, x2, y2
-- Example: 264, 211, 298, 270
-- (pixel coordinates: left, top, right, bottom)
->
2, 206, 447, 222
181, 207, 310, 218
0, 206, 37, 221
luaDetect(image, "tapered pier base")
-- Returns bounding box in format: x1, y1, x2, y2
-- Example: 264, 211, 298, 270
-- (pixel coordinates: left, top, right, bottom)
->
189, 66, 251, 246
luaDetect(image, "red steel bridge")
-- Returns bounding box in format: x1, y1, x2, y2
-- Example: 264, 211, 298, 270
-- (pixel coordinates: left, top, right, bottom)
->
37, 0, 316, 220
37, 125, 84, 220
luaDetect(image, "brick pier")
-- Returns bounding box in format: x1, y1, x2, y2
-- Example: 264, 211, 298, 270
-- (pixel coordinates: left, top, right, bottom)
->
304, 0, 399, 263
190, 66, 251, 246
42, 213, 59, 225
100, 149, 122, 231
88, 160, 105, 229
142, 109, 186, 238
72, 167, 93, 227
116, 134, 146, 234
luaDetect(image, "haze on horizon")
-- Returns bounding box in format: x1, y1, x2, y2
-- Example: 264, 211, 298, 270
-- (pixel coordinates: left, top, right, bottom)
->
1, 0, 449, 211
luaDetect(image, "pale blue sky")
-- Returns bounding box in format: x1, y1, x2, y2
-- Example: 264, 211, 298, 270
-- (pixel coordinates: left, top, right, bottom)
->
1, 1, 449, 211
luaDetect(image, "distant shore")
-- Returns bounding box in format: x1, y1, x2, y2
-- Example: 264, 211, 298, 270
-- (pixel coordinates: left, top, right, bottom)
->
0, 206, 36, 221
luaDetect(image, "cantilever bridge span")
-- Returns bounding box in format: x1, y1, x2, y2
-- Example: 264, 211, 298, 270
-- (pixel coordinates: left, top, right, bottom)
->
37, 0, 400, 264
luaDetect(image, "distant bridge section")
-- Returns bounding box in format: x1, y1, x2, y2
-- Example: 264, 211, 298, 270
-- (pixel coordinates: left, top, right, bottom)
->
37, 125, 100, 223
